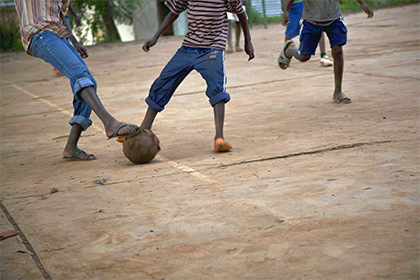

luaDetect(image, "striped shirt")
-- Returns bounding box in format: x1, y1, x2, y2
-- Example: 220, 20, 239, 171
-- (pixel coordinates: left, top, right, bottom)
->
15, 0, 71, 54
165, 0, 244, 50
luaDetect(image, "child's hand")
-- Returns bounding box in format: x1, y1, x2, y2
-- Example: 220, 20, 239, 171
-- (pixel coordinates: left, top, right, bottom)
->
72, 40, 88, 58
245, 41, 255, 61
142, 37, 158, 52
282, 11, 290, 26
361, 2, 374, 18
74, 16, 82, 27
364, 6, 374, 18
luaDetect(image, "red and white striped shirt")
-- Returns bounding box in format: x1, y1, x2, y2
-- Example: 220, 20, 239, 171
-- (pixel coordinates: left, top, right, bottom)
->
165, 0, 244, 50
15, 0, 71, 54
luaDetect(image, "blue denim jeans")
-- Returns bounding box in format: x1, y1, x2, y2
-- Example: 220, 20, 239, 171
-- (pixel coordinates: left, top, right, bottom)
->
146, 46, 230, 112
29, 31, 95, 130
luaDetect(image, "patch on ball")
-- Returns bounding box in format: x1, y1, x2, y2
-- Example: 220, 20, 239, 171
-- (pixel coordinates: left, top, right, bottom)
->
122, 128, 160, 164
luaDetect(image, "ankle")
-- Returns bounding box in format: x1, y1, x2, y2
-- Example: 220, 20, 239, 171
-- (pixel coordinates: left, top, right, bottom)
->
63, 145, 78, 155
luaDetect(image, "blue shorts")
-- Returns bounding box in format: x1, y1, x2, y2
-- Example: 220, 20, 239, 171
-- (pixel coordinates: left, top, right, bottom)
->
146, 46, 230, 112
299, 17, 347, 55
285, 2, 303, 39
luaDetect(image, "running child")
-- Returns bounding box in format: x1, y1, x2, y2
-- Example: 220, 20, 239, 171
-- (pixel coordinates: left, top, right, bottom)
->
278, 0, 374, 104
280, 0, 332, 67
140, 0, 254, 152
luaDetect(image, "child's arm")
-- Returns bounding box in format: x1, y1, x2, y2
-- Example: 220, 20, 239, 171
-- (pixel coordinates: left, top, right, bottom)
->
357, 0, 374, 18
281, 0, 295, 26
68, 3, 81, 26
237, 11, 254, 61
61, 11, 88, 58
142, 12, 179, 52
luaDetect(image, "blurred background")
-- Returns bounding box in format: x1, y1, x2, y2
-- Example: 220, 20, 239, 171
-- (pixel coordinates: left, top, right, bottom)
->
1, 0, 418, 52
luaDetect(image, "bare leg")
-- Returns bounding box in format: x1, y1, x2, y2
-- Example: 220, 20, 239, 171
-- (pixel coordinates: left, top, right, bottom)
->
235, 22, 242, 52
140, 106, 158, 130
79, 86, 138, 137
319, 33, 333, 67
285, 42, 311, 62
213, 102, 232, 152
63, 124, 96, 160
319, 32, 326, 56
331, 45, 351, 103
214, 102, 225, 140
278, 40, 310, 69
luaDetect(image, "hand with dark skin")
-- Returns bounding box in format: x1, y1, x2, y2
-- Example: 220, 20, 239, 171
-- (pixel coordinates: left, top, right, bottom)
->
143, 11, 254, 61
69, 37, 88, 58
142, 13, 178, 52
68, 3, 81, 26
357, 0, 374, 18
61, 11, 88, 58
237, 11, 255, 61
281, 0, 294, 26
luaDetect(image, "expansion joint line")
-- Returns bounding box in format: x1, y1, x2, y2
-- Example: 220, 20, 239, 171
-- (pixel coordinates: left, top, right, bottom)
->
0, 201, 53, 280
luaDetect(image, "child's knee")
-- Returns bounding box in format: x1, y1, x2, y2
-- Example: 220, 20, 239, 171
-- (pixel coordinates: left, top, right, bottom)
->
90, 76, 97, 90
332, 46, 343, 58
72, 75, 96, 98
301, 54, 311, 62
209, 91, 230, 107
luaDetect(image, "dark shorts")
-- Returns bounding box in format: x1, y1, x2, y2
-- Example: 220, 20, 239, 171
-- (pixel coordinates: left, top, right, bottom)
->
285, 2, 303, 39
146, 46, 230, 112
299, 17, 347, 55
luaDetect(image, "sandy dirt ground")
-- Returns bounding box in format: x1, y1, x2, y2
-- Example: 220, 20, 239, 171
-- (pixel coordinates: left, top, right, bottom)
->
1, 4, 419, 280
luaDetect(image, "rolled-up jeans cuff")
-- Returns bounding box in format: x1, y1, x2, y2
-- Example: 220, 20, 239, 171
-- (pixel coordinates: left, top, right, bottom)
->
69, 115, 92, 131
73, 77, 95, 99
209, 92, 230, 107
146, 97, 164, 112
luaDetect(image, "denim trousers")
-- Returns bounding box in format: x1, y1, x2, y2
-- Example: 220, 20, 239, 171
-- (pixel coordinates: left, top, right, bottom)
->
29, 31, 95, 131
146, 46, 230, 112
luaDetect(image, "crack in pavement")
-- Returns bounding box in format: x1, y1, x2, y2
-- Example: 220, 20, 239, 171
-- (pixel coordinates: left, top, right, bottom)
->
215, 140, 396, 168
9, 139, 416, 200
0, 201, 53, 280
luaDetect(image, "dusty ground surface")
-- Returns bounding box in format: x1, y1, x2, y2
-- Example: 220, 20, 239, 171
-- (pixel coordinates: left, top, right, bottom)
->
1, 5, 419, 280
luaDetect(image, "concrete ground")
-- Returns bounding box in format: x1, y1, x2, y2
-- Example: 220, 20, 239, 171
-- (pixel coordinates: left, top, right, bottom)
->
1, 4, 419, 280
